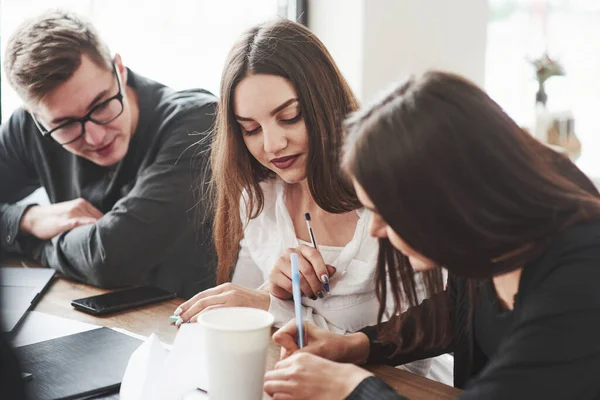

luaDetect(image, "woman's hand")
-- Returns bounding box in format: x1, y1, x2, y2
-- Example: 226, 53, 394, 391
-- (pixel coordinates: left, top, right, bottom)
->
273, 319, 371, 364
264, 352, 373, 400
268, 245, 336, 300
173, 283, 270, 325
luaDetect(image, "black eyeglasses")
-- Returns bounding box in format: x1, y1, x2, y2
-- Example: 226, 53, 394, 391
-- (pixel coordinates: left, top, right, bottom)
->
32, 63, 124, 146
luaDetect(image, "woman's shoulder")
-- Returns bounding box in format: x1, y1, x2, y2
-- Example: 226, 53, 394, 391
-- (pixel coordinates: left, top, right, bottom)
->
540, 219, 600, 269
521, 219, 600, 299
240, 178, 281, 224
555, 219, 600, 246
239, 179, 287, 268
259, 178, 281, 205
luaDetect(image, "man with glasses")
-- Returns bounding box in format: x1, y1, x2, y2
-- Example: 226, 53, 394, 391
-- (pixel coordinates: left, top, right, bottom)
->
0, 10, 217, 298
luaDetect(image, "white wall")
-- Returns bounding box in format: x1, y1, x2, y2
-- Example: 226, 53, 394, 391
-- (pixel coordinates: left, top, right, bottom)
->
307, 0, 364, 98
309, 0, 489, 102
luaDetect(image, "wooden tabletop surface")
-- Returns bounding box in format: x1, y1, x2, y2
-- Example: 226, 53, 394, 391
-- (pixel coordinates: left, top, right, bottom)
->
24, 272, 460, 399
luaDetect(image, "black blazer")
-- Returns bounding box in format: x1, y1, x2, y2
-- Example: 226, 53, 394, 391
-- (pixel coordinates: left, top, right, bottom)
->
352, 221, 600, 399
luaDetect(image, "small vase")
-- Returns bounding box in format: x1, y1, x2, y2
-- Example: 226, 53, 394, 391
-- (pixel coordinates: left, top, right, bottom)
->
535, 83, 547, 107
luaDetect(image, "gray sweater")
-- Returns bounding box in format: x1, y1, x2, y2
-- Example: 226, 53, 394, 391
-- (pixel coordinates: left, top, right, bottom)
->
0, 70, 217, 299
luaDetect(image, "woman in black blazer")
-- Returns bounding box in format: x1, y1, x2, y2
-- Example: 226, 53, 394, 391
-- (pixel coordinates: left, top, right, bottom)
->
263, 71, 600, 400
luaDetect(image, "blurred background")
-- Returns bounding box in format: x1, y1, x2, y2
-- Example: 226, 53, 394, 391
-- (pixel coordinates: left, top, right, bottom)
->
1, 0, 599, 191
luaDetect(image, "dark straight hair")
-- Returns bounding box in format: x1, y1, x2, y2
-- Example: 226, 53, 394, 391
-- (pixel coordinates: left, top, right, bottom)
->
343, 71, 600, 350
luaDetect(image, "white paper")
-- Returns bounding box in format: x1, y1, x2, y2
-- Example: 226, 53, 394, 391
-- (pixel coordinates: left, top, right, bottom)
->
111, 327, 172, 350
120, 323, 209, 400
182, 390, 209, 400
11, 311, 100, 347
153, 323, 209, 400
120, 334, 169, 400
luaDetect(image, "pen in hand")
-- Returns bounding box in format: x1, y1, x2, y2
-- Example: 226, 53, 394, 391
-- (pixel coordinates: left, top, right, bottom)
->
304, 213, 329, 293
290, 252, 305, 348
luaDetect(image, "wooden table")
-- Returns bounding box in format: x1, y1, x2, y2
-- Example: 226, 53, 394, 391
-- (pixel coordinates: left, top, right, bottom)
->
28, 276, 461, 399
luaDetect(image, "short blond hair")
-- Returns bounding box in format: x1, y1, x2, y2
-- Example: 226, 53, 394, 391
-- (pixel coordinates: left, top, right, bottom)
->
4, 9, 112, 104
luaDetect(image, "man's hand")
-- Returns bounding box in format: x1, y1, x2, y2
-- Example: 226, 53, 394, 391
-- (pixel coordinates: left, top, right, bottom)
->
20, 198, 103, 240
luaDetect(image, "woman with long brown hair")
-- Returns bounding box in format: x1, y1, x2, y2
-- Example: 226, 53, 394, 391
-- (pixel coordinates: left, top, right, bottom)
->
265, 71, 600, 399
172, 19, 442, 378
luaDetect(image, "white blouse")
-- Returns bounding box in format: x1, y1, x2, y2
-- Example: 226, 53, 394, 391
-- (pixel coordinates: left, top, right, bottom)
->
232, 178, 388, 333
231, 179, 441, 378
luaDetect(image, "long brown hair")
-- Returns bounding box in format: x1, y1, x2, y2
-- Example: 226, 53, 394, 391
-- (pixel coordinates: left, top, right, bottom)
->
343, 71, 600, 349
212, 19, 361, 283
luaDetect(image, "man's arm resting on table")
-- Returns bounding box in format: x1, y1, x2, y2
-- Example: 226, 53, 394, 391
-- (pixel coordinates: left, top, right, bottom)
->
21, 108, 215, 288
0, 204, 37, 254
0, 110, 44, 254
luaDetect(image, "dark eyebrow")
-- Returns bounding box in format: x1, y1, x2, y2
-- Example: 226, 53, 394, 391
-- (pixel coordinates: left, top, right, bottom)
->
49, 89, 111, 125
235, 98, 299, 122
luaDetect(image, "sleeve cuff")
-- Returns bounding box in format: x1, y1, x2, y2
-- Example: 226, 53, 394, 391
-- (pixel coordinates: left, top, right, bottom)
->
360, 325, 402, 365
0, 203, 36, 251
346, 376, 408, 400
361, 324, 381, 342
267, 294, 296, 327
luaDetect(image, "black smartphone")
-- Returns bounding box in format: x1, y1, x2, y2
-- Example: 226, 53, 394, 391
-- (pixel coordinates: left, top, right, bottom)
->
71, 286, 176, 316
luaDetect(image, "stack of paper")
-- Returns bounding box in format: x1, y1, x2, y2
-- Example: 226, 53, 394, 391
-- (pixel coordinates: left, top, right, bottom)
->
120, 323, 209, 400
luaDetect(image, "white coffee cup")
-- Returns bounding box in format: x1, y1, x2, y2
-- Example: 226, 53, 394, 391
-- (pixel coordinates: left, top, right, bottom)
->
197, 307, 275, 400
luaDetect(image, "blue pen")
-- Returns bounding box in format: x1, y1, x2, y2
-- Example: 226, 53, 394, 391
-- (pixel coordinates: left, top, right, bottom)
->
290, 253, 305, 348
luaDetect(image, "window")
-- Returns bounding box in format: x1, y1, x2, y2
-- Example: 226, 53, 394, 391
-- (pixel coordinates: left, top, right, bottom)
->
486, 0, 600, 179
0, 0, 306, 122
